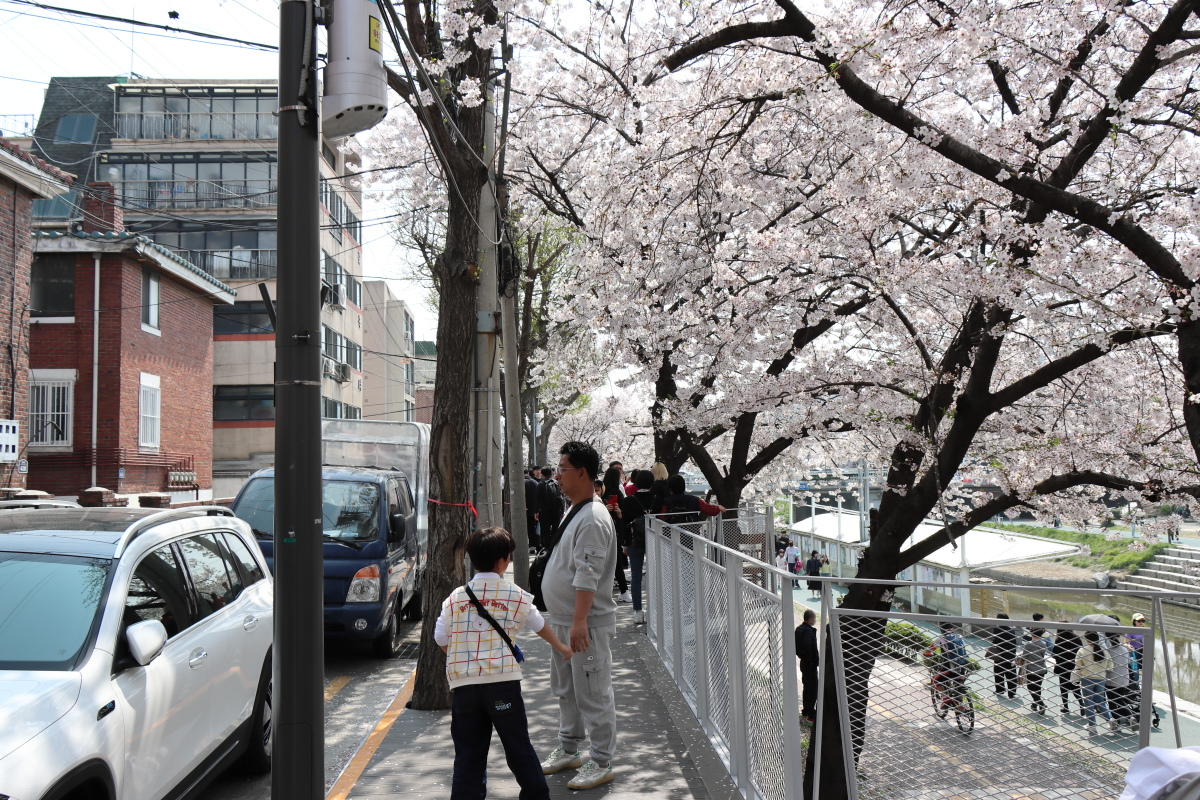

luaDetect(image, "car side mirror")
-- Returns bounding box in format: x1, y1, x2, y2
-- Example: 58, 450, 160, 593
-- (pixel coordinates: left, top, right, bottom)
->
126, 619, 168, 666
389, 513, 405, 543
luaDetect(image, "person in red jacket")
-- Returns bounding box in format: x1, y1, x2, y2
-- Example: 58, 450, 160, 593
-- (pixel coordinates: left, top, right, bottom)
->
657, 474, 725, 521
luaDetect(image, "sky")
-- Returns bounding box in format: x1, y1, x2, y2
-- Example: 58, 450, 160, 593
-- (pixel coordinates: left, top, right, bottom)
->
0, 0, 438, 340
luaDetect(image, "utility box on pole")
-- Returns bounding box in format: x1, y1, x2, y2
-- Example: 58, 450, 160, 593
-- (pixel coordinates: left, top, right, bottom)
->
322, 0, 388, 138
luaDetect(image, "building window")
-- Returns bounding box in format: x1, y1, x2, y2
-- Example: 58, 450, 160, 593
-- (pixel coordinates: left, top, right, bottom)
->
344, 339, 362, 371
323, 325, 344, 362
214, 301, 273, 335
30, 254, 75, 317
322, 397, 342, 419
214, 385, 275, 421
32, 190, 79, 219
28, 370, 74, 446
344, 404, 361, 420
139, 373, 161, 448
54, 113, 98, 144
142, 267, 160, 329
322, 141, 337, 170
405, 400, 414, 422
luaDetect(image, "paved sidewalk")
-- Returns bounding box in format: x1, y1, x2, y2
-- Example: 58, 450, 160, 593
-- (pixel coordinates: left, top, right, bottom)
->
339, 603, 735, 799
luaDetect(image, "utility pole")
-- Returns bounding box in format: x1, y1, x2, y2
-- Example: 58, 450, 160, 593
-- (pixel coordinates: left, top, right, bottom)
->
858, 458, 870, 544
274, 1, 323, 798
473, 88, 503, 529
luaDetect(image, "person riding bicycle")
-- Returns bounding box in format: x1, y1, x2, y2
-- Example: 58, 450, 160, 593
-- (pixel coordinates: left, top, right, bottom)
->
925, 621, 970, 712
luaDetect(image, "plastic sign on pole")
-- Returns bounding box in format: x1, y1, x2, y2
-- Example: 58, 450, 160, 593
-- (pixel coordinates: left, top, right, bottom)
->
322, 0, 388, 138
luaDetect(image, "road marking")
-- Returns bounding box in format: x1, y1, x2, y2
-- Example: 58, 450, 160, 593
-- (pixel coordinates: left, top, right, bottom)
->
325, 668, 417, 800
325, 676, 352, 703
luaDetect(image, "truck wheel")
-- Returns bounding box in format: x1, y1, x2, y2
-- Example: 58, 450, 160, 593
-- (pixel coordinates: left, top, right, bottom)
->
373, 612, 402, 658
402, 588, 422, 621
237, 653, 272, 774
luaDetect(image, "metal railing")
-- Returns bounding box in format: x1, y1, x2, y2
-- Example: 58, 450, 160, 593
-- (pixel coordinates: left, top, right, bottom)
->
117, 179, 276, 210
645, 514, 1200, 800
115, 112, 277, 140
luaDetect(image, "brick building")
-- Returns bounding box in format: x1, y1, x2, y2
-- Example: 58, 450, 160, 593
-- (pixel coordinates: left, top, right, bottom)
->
0, 138, 71, 491
26, 183, 235, 498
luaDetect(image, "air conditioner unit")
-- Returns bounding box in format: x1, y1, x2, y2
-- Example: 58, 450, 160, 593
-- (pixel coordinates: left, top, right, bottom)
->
322, 357, 339, 378
329, 283, 346, 310
334, 362, 352, 383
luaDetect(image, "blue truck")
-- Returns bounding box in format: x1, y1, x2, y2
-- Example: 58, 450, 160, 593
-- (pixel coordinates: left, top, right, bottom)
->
230, 419, 429, 657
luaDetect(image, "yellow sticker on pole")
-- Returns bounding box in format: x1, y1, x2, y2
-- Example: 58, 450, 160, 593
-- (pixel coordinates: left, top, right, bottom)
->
368, 16, 382, 53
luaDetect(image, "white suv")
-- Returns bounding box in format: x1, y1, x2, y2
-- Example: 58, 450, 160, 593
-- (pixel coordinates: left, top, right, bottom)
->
0, 506, 273, 800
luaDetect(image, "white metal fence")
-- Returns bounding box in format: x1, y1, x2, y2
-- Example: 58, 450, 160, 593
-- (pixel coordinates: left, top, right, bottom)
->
645, 513, 1199, 800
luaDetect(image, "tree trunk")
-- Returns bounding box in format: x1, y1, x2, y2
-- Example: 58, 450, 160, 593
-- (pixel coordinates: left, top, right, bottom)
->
411, 173, 486, 710
1176, 319, 1200, 461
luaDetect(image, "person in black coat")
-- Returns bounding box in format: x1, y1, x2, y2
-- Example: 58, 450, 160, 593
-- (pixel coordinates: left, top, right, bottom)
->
536, 471, 565, 544
990, 612, 1019, 699
795, 609, 820, 721
1053, 622, 1085, 713
524, 468, 541, 548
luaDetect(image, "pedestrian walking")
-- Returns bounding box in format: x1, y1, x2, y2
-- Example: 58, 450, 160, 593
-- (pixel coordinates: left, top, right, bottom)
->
795, 609, 820, 722
1053, 622, 1084, 714
434, 527, 574, 800
618, 470, 655, 624
805, 551, 823, 599
1128, 612, 1146, 672
539, 442, 619, 790
1074, 630, 1116, 733
1106, 631, 1134, 731
649, 462, 670, 508
602, 467, 631, 603
1019, 627, 1052, 714
988, 613, 1019, 699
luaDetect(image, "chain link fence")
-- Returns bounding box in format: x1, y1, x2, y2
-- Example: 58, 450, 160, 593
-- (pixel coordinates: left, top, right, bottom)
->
645, 513, 1198, 800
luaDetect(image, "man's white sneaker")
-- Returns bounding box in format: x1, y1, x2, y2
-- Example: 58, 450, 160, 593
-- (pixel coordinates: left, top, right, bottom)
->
619, 591, 633, 603
541, 746, 583, 775
1109, 719, 1120, 733
634, 610, 645, 624
568, 762, 614, 790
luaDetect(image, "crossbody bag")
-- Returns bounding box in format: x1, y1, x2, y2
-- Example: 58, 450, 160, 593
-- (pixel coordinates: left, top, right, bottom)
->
464, 584, 525, 663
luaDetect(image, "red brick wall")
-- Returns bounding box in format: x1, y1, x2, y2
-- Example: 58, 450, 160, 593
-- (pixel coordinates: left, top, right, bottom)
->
415, 386, 434, 424
28, 250, 215, 495
0, 177, 35, 489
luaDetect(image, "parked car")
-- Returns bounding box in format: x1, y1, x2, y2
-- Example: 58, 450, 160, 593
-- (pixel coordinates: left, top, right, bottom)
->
0, 499, 81, 510
0, 506, 273, 800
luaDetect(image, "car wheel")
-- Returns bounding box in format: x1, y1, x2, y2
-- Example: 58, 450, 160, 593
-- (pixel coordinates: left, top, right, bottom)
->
237, 654, 272, 774
373, 611, 402, 658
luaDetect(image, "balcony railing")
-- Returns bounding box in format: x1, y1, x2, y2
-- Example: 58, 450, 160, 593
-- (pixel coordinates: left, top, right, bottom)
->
115, 112, 278, 141
183, 249, 277, 281
118, 179, 277, 210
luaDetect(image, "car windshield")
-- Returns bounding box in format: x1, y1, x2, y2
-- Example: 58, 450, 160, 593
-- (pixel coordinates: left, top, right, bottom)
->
234, 477, 381, 541
0, 552, 111, 670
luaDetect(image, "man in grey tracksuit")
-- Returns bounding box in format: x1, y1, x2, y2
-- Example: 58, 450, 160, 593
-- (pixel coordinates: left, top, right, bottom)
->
539, 440, 618, 790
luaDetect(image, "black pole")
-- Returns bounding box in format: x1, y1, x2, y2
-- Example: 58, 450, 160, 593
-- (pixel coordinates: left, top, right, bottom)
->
273, 3, 323, 799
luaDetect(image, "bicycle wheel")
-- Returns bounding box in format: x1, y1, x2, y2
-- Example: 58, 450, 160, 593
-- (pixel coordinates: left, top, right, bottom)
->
930, 682, 948, 719
955, 695, 975, 734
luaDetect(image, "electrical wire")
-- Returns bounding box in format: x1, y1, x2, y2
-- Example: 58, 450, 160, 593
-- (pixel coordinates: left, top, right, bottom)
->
0, 0, 278, 49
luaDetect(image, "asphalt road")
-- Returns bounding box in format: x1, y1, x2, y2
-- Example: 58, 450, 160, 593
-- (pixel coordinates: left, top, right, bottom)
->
197, 621, 420, 800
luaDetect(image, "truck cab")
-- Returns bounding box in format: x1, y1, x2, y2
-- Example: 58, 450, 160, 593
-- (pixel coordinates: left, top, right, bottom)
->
229, 420, 429, 658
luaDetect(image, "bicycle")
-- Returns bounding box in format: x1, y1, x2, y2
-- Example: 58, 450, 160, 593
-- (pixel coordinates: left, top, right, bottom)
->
929, 668, 975, 734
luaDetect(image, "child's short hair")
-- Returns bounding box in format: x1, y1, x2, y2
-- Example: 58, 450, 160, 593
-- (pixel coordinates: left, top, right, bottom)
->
467, 527, 515, 572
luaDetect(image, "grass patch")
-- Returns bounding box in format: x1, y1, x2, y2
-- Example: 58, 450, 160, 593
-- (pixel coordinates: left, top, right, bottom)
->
993, 523, 1168, 574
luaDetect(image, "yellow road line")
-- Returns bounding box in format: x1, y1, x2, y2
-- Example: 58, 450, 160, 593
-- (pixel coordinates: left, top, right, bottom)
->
325, 676, 352, 703
325, 669, 417, 800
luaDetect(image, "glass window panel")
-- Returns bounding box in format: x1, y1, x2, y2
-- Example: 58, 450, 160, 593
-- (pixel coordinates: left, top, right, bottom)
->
198, 163, 221, 182
154, 232, 179, 249
231, 230, 258, 250
177, 534, 236, 619
234, 98, 257, 113
125, 163, 147, 182
30, 254, 75, 316
142, 96, 166, 114
245, 161, 270, 181
180, 231, 207, 251
223, 533, 265, 585
0, 553, 111, 670
221, 162, 245, 180
212, 98, 235, 114
165, 96, 188, 113
125, 545, 194, 638
148, 163, 173, 181
205, 230, 231, 250
118, 96, 141, 113
258, 230, 276, 250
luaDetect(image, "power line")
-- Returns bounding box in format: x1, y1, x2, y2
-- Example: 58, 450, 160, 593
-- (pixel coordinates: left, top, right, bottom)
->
0, 0, 278, 49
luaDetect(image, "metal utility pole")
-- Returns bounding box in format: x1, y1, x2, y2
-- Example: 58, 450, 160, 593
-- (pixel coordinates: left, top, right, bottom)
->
472, 89, 503, 529
858, 459, 870, 544
274, 1, 323, 797
501, 259, 528, 585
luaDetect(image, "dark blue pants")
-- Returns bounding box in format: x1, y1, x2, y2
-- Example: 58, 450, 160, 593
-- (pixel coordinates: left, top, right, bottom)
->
628, 546, 645, 612
451, 680, 549, 800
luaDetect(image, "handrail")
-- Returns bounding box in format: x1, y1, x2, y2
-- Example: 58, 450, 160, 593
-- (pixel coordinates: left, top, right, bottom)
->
114, 505, 236, 557
653, 516, 1200, 599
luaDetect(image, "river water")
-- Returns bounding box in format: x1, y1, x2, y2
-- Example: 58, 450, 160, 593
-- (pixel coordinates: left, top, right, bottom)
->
970, 587, 1200, 706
